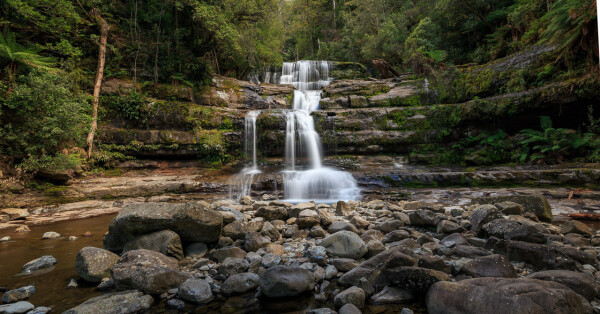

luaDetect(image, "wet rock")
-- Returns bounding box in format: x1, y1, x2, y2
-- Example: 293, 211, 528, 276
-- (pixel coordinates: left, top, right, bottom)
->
440, 233, 467, 248
482, 219, 547, 244
290, 203, 316, 218
0, 236, 10, 242
1, 286, 35, 303
256, 206, 288, 221
41, 232, 60, 239
310, 308, 337, 314
306, 246, 328, 266
366, 240, 386, 257
75, 247, 120, 283
336, 201, 352, 216
334, 286, 365, 309
69, 236, 78, 241
185, 242, 208, 259
166, 298, 185, 310
0, 208, 29, 221
297, 216, 321, 228
437, 220, 465, 234
261, 222, 281, 241
22, 255, 57, 273
469, 205, 502, 232
111, 249, 189, 294
122, 230, 184, 260
495, 201, 524, 215
259, 266, 315, 298
426, 278, 592, 314
561, 221, 593, 237
361, 230, 384, 242
28, 306, 52, 314
330, 258, 359, 272
350, 216, 370, 229
96, 278, 115, 291
418, 255, 451, 274
218, 257, 249, 276
0, 301, 35, 314
471, 195, 553, 221
261, 253, 281, 268
454, 245, 492, 258
310, 225, 327, 238
15, 225, 29, 233
527, 270, 598, 301
409, 209, 438, 227
460, 254, 517, 278
67, 278, 79, 289
221, 272, 260, 295
339, 248, 416, 287
382, 230, 410, 244
386, 267, 450, 293
563, 233, 589, 246
319, 231, 367, 259
328, 221, 359, 234
178, 279, 213, 304
371, 286, 414, 304
63, 290, 153, 314
338, 303, 361, 314
212, 246, 247, 263
244, 232, 270, 252
223, 220, 264, 240
103, 202, 223, 251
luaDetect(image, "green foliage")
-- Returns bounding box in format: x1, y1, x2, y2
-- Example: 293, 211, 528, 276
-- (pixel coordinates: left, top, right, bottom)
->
102, 92, 148, 121
519, 116, 600, 163
0, 71, 90, 172
0, 33, 56, 71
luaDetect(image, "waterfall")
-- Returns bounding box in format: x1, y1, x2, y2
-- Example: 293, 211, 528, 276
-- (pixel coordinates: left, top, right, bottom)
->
235, 60, 360, 203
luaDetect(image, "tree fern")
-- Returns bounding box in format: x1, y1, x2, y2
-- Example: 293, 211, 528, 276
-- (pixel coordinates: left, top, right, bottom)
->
0, 33, 56, 71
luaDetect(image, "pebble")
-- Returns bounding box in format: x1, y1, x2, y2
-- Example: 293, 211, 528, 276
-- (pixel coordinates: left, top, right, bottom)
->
83, 231, 92, 237
41, 232, 61, 239
67, 278, 78, 289
68, 236, 78, 241
0, 236, 11, 242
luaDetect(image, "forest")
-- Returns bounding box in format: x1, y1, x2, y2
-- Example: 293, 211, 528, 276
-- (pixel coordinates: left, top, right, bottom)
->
0, 0, 598, 175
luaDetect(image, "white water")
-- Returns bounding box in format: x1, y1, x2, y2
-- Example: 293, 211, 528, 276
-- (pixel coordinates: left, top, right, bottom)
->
235, 60, 360, 203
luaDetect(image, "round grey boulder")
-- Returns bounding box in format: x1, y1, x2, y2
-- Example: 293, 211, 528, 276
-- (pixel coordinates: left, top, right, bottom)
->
75, 247, 120, 283
259, 266, 315, 298
319, 231, 367, 259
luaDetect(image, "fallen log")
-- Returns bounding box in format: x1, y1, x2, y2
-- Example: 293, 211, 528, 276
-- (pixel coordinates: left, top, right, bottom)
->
567, 213, 600, 221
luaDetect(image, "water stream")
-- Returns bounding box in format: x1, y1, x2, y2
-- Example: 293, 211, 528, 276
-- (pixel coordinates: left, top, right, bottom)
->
234, 60, 360, 203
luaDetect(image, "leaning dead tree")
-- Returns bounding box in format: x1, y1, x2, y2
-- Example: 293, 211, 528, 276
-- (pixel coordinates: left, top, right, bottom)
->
372, 59, 399, 79
86, 9, 108, 159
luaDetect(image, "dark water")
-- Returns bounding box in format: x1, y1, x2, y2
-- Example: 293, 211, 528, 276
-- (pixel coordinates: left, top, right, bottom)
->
0, 214, 420, 313
0, 214, 115, 312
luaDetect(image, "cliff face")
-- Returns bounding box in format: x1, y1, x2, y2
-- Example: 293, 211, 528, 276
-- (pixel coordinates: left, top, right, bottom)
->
98, 48, 600, 165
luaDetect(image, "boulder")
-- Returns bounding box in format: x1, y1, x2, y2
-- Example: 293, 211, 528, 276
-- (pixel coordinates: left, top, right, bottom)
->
75, 247, 120, 283
338, 303, 361, 314
336, 201, 352, 216
371, 286, 414, 304
471, 195, 552, 221
426, 278, 592, 314
218, 257, 249, 276
460, 254, 517, 278
328, 221, 359, 234
319, 231, 367, 259
185, 242, 208, 259
374, 220, 404, 233
440, 233, 467, 248
495, 201, 524, 215
103, 202, 223, 251
223, 220, 264, 240
255, 206, 288, 221
339, 248, 416, 287
482, 219, 547, 244
1, 286, 35, 304
21, 255, 57, 273
409, 209, 438, 227
437, 220, 465, 234
244, 232, 270, 252
469, 205, 502, 232
334, 287, 365, 309
221, 272, 260, 295
41, 231, 61, 239
386, 267, 450, 293
526, 270, 598, 301
122, 230, 183, 260
0, 208, 28, 220
0, 301, 35, 314
381, 230, 410, 244
63, 290, 153, 314
211, 246, 247, 263
177, 279, 213, 304
259, 266, 315, 298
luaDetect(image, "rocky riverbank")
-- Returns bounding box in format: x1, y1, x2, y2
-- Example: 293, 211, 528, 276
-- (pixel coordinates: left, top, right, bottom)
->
4, 194, 599, 313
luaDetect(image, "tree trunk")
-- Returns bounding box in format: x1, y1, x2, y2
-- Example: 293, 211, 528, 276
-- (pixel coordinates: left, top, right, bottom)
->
86, 9, 108, 159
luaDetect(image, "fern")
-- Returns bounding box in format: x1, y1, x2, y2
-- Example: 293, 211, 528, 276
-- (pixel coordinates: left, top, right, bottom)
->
0, 33, 56, 70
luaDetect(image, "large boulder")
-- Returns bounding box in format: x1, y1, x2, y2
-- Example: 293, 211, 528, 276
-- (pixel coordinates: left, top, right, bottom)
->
426, 278, 592, 314
75, 247, 120, 283
471, 195, 552, 221
259, 266, 315, 298
334, 287, 365, 309
63, 290, 153, 314
469, 205, 502, 232
255, 206, 288, 221
177, 279, 213, 304
526, 270, 598, 301
111, 249, 190, 294
0, 302, 35, 314
460, 254, 517, 278
103, 202, 223, 251
409, 209, 439, 227
319, 231, 367, 259
1, 286, 36, 304
122, 230, 184, 260
223, 220, 264, 240
561, 221, 593, 236
482, 219, 547, 244
385, 267, 450, 293
339, 247, 416, 287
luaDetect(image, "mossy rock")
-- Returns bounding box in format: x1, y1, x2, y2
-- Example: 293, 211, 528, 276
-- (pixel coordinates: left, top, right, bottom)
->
471, 195, 552, 221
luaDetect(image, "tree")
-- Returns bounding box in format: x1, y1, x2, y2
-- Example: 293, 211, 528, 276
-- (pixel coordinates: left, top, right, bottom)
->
86, 9, 109, 159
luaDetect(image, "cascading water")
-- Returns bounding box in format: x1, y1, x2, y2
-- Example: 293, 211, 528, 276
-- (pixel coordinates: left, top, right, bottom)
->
229, 111, 261, 199
235, 60, 360, 203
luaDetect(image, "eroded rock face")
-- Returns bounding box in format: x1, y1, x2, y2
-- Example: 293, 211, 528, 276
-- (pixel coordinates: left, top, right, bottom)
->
75, 247, 120, 283
63, 290, 153, 314
103, 202, 223, 251
259, 266, 315, 298
426, 278, 592, 314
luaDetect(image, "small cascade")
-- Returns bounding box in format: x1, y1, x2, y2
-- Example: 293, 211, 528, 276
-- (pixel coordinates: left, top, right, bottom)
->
234, 60, 360, 203
229, 111, 261, 199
